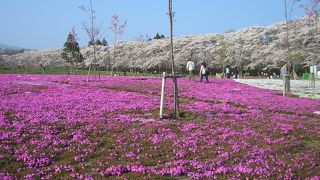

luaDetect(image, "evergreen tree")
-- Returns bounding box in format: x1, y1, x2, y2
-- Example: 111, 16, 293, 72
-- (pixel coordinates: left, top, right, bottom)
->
102, 38, 108, 46
95, 39, 102, 45
154, 33, 161, 39
153, 33, 165, 39
88, 39, 103, 46
61, 28, 84, 74
88, 40, 94, 46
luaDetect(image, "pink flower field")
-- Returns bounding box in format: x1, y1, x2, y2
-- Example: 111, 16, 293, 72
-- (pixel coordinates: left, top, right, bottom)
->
0, 74, 320, 179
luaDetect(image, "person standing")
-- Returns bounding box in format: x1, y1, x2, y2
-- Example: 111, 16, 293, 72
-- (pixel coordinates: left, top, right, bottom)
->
225, 66, 230, 79
186, 55, 195, 81
280, 63, 290, 96
199, 62, 209, 83
272, 72, 277, 79
234, 67, 239, 79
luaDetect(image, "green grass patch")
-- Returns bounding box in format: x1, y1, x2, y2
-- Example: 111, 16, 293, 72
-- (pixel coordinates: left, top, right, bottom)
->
0, 68, 164, 77
0, 156, 24, 174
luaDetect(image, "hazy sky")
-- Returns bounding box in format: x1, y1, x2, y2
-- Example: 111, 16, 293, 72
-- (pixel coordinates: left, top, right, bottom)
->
0, 0, 308, 50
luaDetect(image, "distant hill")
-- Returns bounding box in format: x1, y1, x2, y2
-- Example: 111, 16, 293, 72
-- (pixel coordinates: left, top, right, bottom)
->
0, 43, 23, 53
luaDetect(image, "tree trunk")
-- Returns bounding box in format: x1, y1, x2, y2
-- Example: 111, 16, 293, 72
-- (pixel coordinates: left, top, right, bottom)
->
283, 0, 291, 95
311, 16, 318, 87
169, 0, 180, 119
222, 62, 225, 75
71, 61, 74, 74
112, 34, 117, 75
86, 0, 99, 81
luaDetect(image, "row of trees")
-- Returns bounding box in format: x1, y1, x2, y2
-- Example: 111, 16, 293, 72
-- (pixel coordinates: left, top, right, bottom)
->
300, 0, 320, 87
283, 0, 319, 89
0, 48, 25, 56
58, 19, 318, 76
88, 38, 108, 46
212, 0, 319, 80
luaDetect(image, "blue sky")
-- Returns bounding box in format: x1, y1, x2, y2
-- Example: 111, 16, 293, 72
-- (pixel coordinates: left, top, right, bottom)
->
0, 0, 308, 50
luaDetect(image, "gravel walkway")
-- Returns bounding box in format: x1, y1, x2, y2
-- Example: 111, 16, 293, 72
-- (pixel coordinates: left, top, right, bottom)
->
235, 79, 320, 99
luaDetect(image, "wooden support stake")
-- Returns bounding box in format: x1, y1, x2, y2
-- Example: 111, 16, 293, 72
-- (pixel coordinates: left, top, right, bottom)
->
160, 72, 166, 119
87, 65, 91, 82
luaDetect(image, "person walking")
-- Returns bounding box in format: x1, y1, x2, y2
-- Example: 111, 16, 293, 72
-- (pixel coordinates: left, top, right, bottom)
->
280, 63, 290, 96
199, 62, 209, 83
186, 55, 195, 81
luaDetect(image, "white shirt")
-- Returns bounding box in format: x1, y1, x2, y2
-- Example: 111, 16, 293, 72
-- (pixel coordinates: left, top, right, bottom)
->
186, 61, 195, 71
225, 67, 230, 74
280, 65, 288, 77
200, 65, 207, 75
